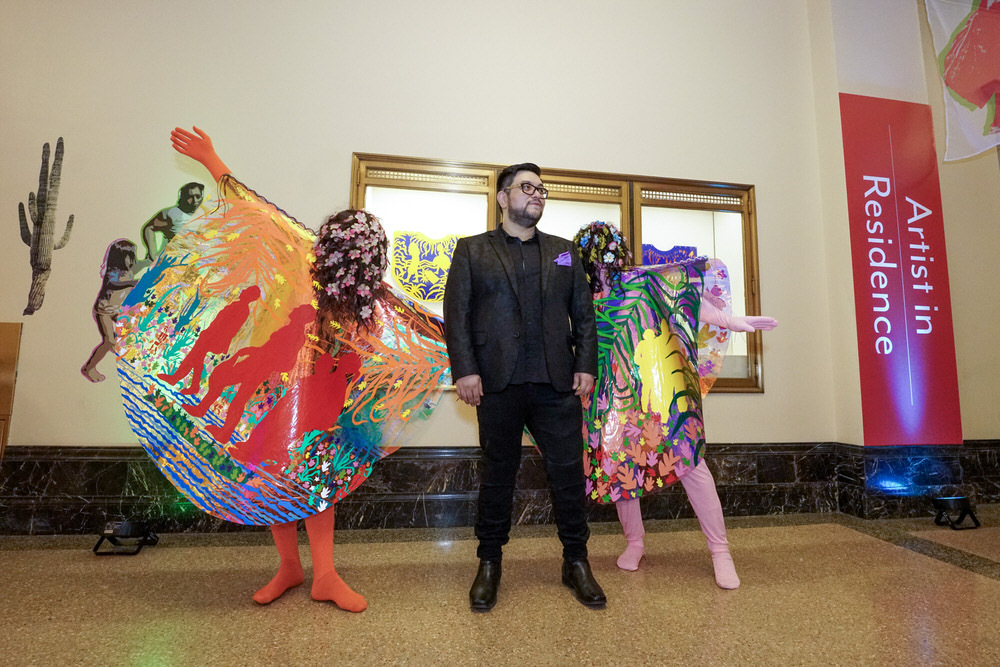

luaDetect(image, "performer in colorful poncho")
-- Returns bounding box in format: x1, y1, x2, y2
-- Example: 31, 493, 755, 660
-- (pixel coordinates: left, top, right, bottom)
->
116, 127, 449, 610
573, 221, 777, 589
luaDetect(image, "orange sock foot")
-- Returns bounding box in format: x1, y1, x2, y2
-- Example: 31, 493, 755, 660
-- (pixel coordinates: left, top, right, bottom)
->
311, 571, 367, 612
253, 565, 305, 605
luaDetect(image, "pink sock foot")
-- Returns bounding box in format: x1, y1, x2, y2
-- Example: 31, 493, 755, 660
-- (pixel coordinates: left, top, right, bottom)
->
711, 553, 740, 589
617, 543, 645, 571
312, 571, 367, 612
253, 565, 305, 604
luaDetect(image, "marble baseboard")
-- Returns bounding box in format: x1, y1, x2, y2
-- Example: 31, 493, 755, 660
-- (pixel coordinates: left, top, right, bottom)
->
1, 441, 998, 535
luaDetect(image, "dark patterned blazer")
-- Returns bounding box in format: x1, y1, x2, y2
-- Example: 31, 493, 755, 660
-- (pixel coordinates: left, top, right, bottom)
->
443, 228, 597, 394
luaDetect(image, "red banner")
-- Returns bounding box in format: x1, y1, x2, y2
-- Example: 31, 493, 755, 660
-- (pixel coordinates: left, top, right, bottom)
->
839, 93, 962, 446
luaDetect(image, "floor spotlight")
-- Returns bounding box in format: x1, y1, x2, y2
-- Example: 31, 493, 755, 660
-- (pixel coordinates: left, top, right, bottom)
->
932, 496, 980, 530
93, 520, 159, 555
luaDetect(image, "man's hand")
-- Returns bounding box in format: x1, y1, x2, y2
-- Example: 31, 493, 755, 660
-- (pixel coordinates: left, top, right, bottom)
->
573, 372, 595, 397
455, 374, 483, 406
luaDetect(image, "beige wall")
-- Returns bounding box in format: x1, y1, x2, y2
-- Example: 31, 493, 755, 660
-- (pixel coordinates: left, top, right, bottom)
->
809, 0, 862, 445
0, 1, 994, 447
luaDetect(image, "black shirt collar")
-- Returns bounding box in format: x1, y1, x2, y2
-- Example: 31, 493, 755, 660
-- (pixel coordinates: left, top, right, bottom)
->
501, 226, 539, 244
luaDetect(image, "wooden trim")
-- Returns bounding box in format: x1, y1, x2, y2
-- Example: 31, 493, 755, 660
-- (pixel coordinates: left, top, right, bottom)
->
0, 322, 22, 462
350, 154, 765, 391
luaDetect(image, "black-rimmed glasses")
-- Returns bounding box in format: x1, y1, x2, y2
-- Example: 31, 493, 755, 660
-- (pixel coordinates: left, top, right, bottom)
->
504, 182, 549, 199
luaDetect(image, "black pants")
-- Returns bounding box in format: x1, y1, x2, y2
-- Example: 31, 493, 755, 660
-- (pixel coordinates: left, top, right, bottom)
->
475, 382, 589, 562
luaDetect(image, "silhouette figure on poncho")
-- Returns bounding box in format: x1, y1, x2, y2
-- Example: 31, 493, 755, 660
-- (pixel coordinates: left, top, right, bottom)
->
228, 351, 362, 470
183, 303, 315, 443
158, 284, 262, 394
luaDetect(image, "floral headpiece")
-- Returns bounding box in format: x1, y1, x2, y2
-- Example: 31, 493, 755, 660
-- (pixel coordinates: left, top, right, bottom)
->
312, 209, 388, 326
573, 220, 632, 296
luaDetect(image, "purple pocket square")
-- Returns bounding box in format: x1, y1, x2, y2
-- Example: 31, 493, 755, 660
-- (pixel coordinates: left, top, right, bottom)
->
554, 251, 572, 266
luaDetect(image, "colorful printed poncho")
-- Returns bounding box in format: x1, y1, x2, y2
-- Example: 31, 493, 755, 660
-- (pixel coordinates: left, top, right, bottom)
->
116, 175, 449, 525
583, 258, 732, 504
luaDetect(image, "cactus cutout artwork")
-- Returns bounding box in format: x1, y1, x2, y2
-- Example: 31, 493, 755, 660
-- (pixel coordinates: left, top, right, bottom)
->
18, 137, 75, 315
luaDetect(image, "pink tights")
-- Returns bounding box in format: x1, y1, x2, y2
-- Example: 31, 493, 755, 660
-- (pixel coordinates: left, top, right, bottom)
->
615, 461, 740, 589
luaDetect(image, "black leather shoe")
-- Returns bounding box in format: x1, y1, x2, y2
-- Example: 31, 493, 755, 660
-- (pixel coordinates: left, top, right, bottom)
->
561, 559, 607, 609
469, 559, 501, 612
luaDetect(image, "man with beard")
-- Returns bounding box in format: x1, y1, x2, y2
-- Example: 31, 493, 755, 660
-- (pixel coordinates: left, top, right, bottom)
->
140, 181, 205, 261
444, 163, 603, 612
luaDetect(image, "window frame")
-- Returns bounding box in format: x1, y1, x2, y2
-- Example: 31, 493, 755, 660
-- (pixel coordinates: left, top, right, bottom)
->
351, 153, 765, 393
632, 178, 763, 392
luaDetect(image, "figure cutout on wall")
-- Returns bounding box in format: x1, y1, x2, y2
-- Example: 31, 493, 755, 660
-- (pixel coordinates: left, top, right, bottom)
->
81, 182, 212, 384
81, 239, 139, 382
139, 182, 206, 264
18, 137, 75, 315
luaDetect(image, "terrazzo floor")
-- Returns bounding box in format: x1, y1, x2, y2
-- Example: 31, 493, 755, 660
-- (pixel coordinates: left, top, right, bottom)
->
3, 506, 1000, 666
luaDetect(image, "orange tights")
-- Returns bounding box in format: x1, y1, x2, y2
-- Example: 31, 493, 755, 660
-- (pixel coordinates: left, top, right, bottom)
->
252, 508, 366, 612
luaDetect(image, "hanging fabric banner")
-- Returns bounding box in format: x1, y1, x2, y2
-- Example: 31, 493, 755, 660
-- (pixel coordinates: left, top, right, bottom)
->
925, 0, 1000, 160
839, 93, 962, 446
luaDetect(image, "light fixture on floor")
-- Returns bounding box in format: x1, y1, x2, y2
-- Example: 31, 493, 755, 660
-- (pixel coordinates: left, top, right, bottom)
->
932, 496, 980, 530
93, 520, 159, 556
